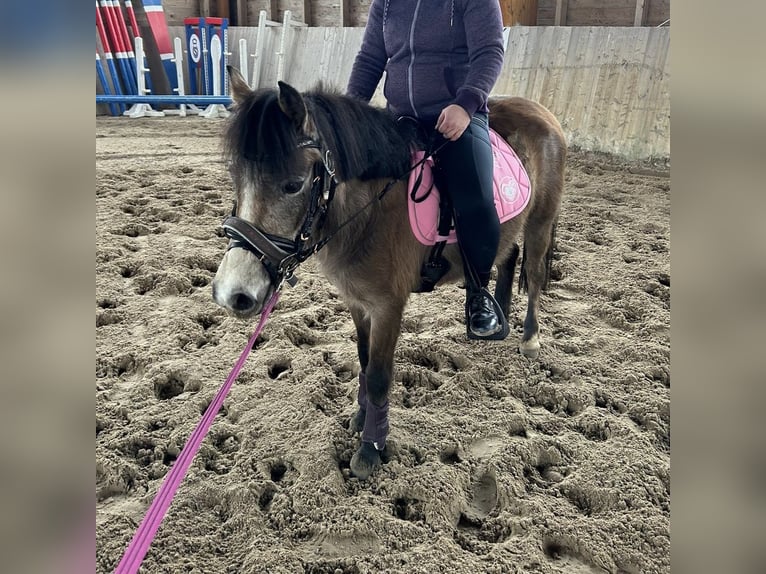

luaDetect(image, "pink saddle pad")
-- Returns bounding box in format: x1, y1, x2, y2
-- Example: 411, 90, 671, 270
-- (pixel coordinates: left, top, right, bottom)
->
408, 128, 531, 246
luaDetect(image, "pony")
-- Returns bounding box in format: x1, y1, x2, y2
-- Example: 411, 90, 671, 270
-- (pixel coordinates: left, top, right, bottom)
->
212, 67, 566, 479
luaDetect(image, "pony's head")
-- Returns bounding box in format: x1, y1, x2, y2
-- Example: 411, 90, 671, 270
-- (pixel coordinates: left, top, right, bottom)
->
212, 68, 323, 317
212, 68, 413, 318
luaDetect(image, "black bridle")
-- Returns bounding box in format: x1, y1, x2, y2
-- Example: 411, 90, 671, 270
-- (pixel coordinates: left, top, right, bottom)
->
222, 137, 337, 289
221, 132, 447, 292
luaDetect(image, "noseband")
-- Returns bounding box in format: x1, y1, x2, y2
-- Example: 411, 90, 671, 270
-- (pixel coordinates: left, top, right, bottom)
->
222, 138, 338, 289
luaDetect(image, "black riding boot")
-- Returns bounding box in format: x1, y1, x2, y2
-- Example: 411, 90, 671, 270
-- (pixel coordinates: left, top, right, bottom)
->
465, 273, 509, 340
467, 290, 501, 336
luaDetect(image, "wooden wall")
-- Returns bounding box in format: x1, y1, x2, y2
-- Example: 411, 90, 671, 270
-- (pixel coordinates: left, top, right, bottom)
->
157, 24, 669, 159
537, 0, 670, 26
495, 26, 670, 158
159, 0, 199, 23
161, 0, 669, 26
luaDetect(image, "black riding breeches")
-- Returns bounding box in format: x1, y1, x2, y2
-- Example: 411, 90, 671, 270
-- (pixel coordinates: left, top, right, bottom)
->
432, 112, 499, 288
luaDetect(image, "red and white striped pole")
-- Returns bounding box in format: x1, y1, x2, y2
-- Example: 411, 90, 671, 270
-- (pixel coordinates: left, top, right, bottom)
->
99, 1, 135, 94
96, 5, 126, 111
111, 1, 139, 92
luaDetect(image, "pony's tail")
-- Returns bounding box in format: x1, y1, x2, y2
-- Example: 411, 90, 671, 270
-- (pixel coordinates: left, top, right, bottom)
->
518, 217, 558, 293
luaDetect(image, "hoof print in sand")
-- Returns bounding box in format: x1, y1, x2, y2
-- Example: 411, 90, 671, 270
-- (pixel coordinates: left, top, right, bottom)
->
282, 324, 320, 348
454, 471, 500, 553
393, 496, 426, 522
96, 310, 123, 327
466, 471, 498, 519
269, 460, 288, 483
439, 445, 463, 465
152, 370, 200, 400
267, 360, 292, 380
543, 536, 608, 573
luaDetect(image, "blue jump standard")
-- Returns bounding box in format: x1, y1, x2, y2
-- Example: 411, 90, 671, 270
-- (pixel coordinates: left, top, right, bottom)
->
96, 95, 232, 105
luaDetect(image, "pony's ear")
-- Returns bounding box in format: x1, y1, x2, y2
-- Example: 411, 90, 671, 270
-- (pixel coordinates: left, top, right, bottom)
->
227, 66, 251, 104
277, 81, 307, 130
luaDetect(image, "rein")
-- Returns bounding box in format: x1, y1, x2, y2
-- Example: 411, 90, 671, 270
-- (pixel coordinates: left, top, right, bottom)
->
223, 135, 448, 290
113, 292, 281, 574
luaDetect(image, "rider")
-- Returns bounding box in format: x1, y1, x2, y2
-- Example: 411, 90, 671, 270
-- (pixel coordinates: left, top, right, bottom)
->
346, 0, 507, 338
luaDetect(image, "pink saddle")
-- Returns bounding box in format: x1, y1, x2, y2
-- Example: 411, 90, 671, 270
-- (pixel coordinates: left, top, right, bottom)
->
408, 128, 531, 246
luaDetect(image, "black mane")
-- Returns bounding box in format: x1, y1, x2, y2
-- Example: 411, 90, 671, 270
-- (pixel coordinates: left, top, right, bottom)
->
224, 85, 418, 182
304, 88, 416, 181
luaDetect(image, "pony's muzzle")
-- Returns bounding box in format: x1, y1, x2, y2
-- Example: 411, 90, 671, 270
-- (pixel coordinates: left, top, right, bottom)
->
211, 248, 271, 318
213, 285, 264, 318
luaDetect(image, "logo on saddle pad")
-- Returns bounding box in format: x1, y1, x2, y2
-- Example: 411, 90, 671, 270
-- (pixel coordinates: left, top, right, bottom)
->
408, 129, 531, 246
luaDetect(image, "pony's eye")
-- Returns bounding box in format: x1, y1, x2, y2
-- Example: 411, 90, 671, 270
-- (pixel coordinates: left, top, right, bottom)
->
282, 179, 305, 195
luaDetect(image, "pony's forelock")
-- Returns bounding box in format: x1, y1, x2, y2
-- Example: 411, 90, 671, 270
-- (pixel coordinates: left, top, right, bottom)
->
224, 88, 298, 177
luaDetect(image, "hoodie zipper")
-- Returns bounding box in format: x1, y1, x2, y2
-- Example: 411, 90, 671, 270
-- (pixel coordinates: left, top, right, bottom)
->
406, 0, 423, 118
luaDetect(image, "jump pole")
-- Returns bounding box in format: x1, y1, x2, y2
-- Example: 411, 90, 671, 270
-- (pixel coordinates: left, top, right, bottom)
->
96, 53, 119, 116
96, 5, 126, 112
98, 1, 135, 94
124, 0, 141, 39
97, 95, 232, 105
111, 1, 139, 90
142, 0, 179, 93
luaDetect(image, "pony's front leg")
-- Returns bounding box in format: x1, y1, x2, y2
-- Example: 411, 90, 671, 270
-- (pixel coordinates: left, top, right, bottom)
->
350, 303, 404, 480
348, 306, 370, 433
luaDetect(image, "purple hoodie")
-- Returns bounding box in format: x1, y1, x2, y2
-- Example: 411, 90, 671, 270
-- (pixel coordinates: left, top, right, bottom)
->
347, 0, 505, 122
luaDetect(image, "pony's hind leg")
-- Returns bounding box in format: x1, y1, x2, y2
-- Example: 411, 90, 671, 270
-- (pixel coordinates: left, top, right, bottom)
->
519, 219, 556, 359
494, 242, 520, 319
350, 301, 405, 480
348, 306, 370, 433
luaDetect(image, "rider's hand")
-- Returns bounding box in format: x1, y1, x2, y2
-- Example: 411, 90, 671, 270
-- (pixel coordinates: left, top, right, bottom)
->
436, 104, 471, 141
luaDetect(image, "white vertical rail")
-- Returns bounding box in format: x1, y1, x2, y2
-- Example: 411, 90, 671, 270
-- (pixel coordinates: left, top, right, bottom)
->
239, 38, 249, 85
251, 10, 267, 88
171, 36, 187, 116
276, 10, 292, 83
125, 36, 163, 117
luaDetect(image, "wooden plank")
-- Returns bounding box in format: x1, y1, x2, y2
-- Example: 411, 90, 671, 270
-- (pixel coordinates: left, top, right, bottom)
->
199, 0, 212, 18
302, 0, 312, 25
538, 0, 668, 27
236, 0, 248, 25
160, 0, 199, 24
340, 0, 351, 26
499, 1, 539, 26
269, 0, 278, 20
634, 0, 648, 26
554, 0, 568, 25
646, 0, 670, 26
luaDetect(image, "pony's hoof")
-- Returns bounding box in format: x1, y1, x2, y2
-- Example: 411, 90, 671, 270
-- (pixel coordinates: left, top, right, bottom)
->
349, 409, 366, 433
519, 334, 540, 359
350, 442, 381, 480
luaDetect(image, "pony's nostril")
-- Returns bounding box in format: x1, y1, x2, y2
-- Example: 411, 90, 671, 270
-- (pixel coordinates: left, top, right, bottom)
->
232, 292, 256, 312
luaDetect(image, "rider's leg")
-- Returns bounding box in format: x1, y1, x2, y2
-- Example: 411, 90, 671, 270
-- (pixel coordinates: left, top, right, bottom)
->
434, 113, 505, 338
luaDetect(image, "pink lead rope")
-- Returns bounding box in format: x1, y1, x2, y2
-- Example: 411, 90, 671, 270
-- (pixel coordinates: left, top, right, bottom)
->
113, 291, 280, 574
